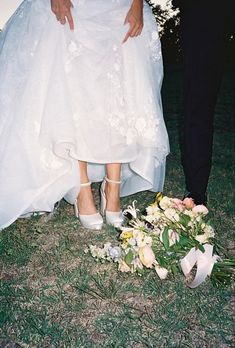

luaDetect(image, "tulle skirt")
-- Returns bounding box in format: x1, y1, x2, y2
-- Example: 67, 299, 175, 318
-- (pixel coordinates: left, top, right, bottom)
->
0, 0, 169, 229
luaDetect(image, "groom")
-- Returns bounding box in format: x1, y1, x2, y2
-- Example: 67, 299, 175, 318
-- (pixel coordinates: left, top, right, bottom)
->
173, 0, 234, 205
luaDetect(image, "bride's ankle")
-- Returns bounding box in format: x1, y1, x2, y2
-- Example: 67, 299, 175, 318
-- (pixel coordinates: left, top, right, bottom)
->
77, 185, 97, 215
105, 189, 121, 211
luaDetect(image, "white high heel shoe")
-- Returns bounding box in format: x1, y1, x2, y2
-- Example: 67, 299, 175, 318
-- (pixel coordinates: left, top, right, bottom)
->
74, 182, 103, 230
100, 177, 124, 228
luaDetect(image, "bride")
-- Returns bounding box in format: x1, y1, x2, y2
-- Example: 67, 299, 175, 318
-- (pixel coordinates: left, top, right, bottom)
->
0, 0, 169, 230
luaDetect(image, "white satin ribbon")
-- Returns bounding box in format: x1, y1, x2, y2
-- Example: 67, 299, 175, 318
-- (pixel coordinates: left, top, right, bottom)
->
180, 244, 219, 288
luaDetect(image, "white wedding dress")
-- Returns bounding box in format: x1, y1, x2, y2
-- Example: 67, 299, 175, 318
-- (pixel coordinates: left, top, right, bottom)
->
0, 0, 169, 229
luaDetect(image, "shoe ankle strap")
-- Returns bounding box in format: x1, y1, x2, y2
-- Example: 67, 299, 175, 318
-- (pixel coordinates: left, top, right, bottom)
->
105, 176, 121, 184
80, 181, 91, 187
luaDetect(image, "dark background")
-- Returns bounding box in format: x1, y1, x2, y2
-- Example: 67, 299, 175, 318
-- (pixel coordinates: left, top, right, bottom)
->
147, 0, 235, 69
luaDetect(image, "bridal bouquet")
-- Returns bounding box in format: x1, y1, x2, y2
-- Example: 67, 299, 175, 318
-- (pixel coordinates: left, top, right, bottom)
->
86, 194, 234, 288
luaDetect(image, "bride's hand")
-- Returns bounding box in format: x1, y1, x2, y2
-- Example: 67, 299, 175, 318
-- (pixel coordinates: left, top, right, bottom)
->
123, 0, 143, 43
51, 0, 74, 30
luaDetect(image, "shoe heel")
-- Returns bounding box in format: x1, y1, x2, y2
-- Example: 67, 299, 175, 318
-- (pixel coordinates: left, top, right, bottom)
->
74, 181, 103, 230
74, 202, 79, 218
100, 176, 123, 227
100, 180, 107, 216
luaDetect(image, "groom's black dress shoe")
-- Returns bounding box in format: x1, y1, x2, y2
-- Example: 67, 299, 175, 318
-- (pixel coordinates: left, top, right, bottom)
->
183, 192, 207, 206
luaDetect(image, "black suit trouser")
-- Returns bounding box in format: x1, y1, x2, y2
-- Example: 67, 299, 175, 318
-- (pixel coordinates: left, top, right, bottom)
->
179, 1, 234, 199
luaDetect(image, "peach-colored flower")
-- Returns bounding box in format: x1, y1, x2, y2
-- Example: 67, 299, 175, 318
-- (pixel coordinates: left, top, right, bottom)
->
183, 197, 196, 209
192, 205, 209, 215
118, 260, 131, 273
139, 245, 155, 268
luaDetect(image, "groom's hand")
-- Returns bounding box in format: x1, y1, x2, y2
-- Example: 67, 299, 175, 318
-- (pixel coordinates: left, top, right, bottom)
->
123, 0, 143, 43
51, 0, 74, 31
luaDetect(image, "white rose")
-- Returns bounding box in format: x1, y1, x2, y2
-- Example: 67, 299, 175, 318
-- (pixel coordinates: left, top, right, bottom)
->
128, 238, 137, 246
144, 236, 153, 245
146, 206, 156, 216
184, 210, 194, 218
145, 215, 155, 224
146, 204, 161, 215
195, 234, 208, 244
159, 197, 173, 210
204, 225, 215, 238
133, 230, 144, 239
164, 208, 178, 221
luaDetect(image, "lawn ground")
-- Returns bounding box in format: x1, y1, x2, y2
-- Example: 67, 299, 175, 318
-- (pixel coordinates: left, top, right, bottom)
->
0, 70, 234, 348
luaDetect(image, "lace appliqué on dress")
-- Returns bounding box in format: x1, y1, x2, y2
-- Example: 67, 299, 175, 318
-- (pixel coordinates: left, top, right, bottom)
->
107, 39, 161, 146
65, 40, 84, 74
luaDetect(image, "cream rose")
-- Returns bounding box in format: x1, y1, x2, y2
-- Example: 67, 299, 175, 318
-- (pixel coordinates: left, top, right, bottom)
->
139, 245, 156, 268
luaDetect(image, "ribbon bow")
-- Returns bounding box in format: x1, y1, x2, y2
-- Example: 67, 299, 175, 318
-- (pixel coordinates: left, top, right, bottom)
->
180, 244, 219, 288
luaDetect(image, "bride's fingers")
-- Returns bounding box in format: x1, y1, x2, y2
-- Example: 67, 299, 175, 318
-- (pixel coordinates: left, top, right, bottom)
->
52, 2, 74, 30
51, 3, 59, 15
123, 23, 142, 43
66, 10, 74, 30
60, 14, 66, 25
135, 28, 143, 36
124, 12, 129, 25
130, 28, 139, 37
129, 24, 141, 37
122, 28, 131, 43
122, 21, 135, 43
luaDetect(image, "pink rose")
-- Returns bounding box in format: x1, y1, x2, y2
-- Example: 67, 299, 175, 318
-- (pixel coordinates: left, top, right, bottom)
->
192, 205, 209, 215
183, 197, 196, 209
172, 198, 185, 212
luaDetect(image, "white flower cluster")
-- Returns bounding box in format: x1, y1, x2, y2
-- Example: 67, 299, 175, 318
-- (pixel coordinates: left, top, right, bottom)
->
86, 243, 122, 263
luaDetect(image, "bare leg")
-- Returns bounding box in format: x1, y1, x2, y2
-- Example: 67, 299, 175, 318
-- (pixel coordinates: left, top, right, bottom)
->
77, 161, 97, 215
105, 163, 121, 212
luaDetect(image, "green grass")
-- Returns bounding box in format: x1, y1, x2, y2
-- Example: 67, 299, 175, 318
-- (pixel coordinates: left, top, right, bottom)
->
0, 70, 234, 347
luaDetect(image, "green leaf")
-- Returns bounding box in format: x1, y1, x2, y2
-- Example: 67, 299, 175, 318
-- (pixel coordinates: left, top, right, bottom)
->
179, 235, 190, 247
179, 214, 191, 226
171, 264, 178, 276
124, 250, 134, 267
197, 244, 205, 253
162, 227, 170, 250
156, 255, 167, 267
